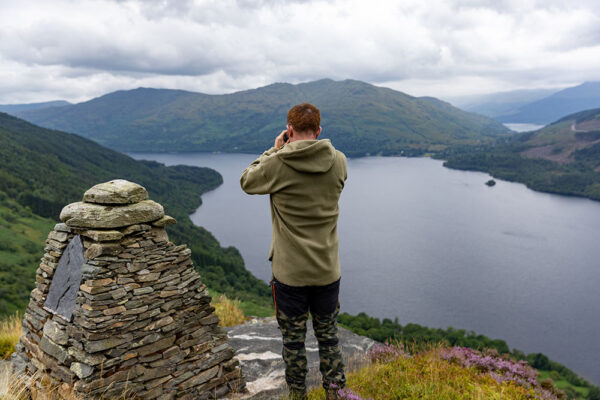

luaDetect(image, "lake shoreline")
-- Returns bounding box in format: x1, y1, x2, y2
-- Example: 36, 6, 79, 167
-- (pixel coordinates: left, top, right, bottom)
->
129, 150, 600, 204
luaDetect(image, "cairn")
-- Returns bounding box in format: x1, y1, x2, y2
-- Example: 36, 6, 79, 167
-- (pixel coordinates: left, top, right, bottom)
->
11, 180, 244, 399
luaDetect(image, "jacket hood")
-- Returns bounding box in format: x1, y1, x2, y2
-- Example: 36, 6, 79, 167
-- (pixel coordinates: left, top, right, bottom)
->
277, 139, 337, 173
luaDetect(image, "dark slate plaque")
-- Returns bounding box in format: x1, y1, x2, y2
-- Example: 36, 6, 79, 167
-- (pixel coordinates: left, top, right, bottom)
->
44, 235, 86, 321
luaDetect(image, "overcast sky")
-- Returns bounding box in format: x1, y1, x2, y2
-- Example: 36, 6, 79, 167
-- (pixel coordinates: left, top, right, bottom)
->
1, 0, 599, 103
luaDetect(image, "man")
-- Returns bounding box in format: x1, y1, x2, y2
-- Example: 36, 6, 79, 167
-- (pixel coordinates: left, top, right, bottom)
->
240, 103, 347, 399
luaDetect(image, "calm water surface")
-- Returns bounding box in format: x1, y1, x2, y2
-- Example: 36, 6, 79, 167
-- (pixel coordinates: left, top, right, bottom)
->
131, 152, 600, 384
504, 123, 546, 132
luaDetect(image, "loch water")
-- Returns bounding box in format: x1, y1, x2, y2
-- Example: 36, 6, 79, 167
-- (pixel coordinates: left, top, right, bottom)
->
130, 152, 600, 384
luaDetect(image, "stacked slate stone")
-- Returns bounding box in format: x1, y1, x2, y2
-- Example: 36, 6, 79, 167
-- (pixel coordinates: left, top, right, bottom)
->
11, 180, 244, 399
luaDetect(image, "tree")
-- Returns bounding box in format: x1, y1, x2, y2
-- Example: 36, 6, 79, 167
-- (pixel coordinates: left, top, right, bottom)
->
588, 386, 600, 400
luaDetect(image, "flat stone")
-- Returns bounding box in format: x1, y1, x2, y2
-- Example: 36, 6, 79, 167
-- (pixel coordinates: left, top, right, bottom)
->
144, 316, 174, 331
133, 287, 154, 295
121, 224, 151, 235
54, 223, 71, 232
125, 305, 148, 315
70, 362, 94, 379
74, 369, 135, 392
48, 230, 69, 242
137, 335, 176, 357
44, 235, 85, 321
40, 336, 69, 364
82, 303, 107, 311
136, 366, 172, 382
79, 284, 111, 295
81, 229, 124, 242
84, 243, 123, 259
85, 334, 133, 353
151, 216, 177, 227
137, 272, 160, 282
43, 320, 68, 345
150, 228, 169, 243
125, 283, 141, 291
132, 333, 162, 348
178, 365, 219, 391
60, 200, 164, 229
110, 287, 128, 299
85, 278, 113, 287
103, 305, 126, 316
83, 179, 148, 205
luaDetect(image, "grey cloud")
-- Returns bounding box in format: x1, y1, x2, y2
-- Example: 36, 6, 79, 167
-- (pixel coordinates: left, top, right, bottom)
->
1, 0, 599, 102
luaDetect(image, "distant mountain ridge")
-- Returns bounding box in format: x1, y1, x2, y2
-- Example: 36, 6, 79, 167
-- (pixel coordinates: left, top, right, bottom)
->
495, 82, 600, 125
14, 79, 510, 156
0, 100, 71, 113
448, 88, 560, 118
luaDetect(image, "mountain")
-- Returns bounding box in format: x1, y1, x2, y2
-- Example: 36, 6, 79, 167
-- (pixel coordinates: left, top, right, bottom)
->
0, 100, 71, 114
447, 88, 560, 118
0, 112, 270, 315
14, 79, 510, 156
518, 108, 600, 165
443, 107, 600, 201
495, 82, 600, 124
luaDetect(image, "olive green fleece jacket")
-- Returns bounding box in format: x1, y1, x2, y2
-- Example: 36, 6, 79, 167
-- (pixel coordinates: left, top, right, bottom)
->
240, 139, 347, 287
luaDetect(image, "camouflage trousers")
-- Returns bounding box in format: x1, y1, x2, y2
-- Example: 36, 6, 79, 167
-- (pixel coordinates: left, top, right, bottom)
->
271, 278, 346, 396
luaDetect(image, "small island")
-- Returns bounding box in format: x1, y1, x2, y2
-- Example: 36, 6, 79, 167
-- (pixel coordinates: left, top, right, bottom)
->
486, 179, 496, 187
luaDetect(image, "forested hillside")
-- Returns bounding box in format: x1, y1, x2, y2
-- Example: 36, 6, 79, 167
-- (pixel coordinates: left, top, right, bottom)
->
0, 112, 271, 315
14, 79, 510, 156
443, 108, 600, 201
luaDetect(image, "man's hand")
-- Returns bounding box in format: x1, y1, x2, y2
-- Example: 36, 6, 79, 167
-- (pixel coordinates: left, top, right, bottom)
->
274, 130, 288, 149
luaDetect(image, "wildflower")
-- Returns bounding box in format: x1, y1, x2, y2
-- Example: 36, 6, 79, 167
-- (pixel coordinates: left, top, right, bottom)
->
439, 346, 561, 400
337, 388, 373, 400
367, 343, 406, 363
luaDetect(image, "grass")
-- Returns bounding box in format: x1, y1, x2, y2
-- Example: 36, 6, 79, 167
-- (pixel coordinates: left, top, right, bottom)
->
0, 197, 56, 316
538, 370, 591, 399
212, 294, 247, 327
0, 370, 34, 400
0, 313, 21, 360
209, 290, 274, 320
306, 343, 565, 400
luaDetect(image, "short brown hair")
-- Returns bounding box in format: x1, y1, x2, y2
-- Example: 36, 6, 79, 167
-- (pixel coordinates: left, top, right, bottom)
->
287, 103, 321, 133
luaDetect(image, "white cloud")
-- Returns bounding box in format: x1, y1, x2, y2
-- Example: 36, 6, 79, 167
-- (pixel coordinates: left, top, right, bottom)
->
0, 0, 599, 103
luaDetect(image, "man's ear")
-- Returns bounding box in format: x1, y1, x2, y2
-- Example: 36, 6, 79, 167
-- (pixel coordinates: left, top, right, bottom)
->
315, 126, 322, 139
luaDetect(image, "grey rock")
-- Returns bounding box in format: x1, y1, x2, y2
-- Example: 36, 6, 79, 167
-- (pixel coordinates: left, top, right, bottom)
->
40, 336, 69, 364
121, 224, 151, 235
60, 200, 164, 229
53, 223, 71, 232
137, 335, 176, 357
84, 242, 123, 259
44, 235, 85, 321
133, 287, 154, 295
43, 320, 69, 345
85, 334, 133, 353
48, 230, 69, 242
83, 179, 148, 205
68, 347, 106, 366
225, 317, 375, 398
70, 362, 94, 379
178, 365, 218, 390
152, 215, 177, 227
80, 229, 124, 242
